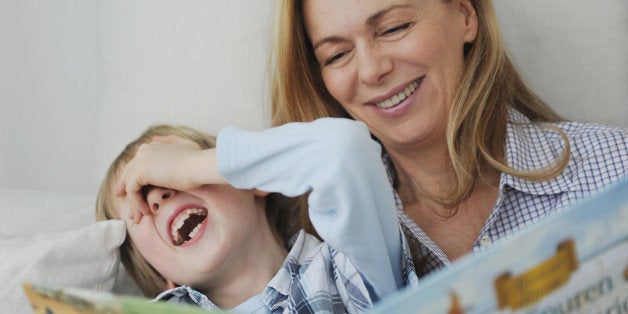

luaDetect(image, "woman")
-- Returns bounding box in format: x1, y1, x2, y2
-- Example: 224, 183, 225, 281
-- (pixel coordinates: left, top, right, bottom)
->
268, 0, 627, 276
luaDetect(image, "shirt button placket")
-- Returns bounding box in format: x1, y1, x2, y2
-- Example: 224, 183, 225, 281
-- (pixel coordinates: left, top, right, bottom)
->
479, 234, 492, 248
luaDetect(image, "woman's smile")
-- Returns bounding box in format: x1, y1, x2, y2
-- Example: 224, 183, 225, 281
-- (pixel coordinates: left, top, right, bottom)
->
368, 77, 424, 120
373, 78, 421, 109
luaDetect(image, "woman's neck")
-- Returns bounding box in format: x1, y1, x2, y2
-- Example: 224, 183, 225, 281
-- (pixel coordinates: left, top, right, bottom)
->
386, 143, 457, 205
386, 143, 501, 260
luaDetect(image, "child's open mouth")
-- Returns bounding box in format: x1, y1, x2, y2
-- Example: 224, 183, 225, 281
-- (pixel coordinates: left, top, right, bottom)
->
170, 208, 208, 246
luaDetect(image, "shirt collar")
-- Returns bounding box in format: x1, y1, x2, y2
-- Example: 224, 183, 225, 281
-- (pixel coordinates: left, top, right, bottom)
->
501, 108, 575, 195
263, 230, 321, 310
154, 231, 318, 312
153, 285, 219, 311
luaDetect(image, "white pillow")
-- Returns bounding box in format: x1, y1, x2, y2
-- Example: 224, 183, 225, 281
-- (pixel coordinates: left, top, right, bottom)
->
0, 220, 126, 313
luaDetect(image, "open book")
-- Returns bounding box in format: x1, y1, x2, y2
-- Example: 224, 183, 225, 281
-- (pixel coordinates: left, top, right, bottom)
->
22, 283, 212, 314
23, 179, 628, 313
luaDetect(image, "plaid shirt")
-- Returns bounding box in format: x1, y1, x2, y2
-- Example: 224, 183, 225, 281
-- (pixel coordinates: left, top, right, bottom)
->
392, 109, 627, 276
154, 230, 418, 313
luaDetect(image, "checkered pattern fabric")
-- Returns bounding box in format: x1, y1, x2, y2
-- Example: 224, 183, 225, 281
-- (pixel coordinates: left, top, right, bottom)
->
155, 230, 418, 313
389, 108, 627, 277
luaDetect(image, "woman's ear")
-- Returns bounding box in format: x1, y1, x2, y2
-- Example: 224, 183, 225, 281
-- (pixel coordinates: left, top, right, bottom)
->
459, 0, 478, 43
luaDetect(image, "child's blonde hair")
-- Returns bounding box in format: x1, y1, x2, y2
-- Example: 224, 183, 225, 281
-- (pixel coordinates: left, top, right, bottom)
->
96, 124, 294, 297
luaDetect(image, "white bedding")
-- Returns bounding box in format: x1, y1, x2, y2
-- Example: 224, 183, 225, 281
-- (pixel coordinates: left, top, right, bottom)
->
0, 188, 141, 312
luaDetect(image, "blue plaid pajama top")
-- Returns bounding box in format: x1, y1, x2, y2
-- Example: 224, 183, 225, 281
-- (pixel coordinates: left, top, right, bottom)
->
154, 230, 418, 313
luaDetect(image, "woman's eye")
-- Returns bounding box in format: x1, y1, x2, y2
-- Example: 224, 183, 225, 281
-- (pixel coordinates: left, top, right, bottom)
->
324, 51, 347, 66
381, 23, 412, 36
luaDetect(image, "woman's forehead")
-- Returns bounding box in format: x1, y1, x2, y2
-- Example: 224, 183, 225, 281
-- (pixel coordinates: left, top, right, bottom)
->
303, 0, 420, 20
302, 0, 423, 38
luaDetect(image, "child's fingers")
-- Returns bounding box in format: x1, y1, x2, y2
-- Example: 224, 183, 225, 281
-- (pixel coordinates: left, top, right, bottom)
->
126, 196, 148, 225
129, 190, 150, 217
115, 163, 135, 197
116, 185, 149, 216
116, 163, 151, 216
122, 197, 147, 225
117, 183, 150, 218
131, 210, 144, 225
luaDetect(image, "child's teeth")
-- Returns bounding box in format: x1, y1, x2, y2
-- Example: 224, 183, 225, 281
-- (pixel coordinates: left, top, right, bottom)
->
189, 224, 202, 239
170, 208, 208, 245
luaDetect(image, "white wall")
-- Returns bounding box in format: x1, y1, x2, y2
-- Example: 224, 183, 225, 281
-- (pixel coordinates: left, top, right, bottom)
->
495, 0, 628, 127
94, 1, 274, 193
1, 1, 626, 196
0, 0, 99, 194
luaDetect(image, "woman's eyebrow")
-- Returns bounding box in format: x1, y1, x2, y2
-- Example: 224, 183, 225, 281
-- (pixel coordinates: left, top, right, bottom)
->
313, 36, 345, 51
366, 4, 413, 26
312, 4, 413, 51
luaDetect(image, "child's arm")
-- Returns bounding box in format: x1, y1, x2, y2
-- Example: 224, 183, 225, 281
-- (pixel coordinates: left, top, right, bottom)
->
217, 118, 403, 299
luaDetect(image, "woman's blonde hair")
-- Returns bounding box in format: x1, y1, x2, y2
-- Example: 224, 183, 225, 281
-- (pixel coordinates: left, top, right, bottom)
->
268, 0, 569, 209
96, 124, 294, 297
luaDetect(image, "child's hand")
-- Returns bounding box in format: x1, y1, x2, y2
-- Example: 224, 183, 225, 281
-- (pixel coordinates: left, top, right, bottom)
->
115, 135, 219, 222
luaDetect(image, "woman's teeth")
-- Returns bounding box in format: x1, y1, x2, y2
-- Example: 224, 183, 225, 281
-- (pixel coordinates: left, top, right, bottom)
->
171, 208, 208, 246
376, 80, 419, 109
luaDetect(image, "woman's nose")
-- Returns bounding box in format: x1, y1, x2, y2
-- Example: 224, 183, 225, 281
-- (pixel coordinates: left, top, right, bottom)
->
357, 44, 393, 86
146, 187, 176, 215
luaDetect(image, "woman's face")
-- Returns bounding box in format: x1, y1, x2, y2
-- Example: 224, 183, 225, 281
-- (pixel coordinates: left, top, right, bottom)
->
303, 0, 477, 150
116, 184, 269, 292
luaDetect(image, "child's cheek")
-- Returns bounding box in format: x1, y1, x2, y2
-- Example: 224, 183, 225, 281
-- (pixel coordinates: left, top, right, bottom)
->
127, 216, 162, 247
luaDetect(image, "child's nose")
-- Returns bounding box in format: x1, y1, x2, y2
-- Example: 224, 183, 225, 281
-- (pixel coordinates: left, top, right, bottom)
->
146, 187, 176, 215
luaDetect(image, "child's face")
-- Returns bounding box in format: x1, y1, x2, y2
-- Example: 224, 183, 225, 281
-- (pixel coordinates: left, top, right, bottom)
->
114, 181, 270, 292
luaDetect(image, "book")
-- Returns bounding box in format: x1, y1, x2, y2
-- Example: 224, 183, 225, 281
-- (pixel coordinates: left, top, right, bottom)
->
372, 179, 628, 313
22, 284, 217, 314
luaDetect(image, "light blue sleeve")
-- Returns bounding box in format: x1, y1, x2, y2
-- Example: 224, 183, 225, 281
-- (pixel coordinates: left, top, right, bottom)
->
216, 118, 402, 299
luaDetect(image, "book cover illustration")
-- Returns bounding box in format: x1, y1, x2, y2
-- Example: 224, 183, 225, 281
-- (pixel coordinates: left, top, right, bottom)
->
22, 283, 218, 314
373, 179, 628, 313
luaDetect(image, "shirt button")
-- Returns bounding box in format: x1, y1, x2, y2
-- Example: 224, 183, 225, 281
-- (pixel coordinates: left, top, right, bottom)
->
479, 235, 492, 247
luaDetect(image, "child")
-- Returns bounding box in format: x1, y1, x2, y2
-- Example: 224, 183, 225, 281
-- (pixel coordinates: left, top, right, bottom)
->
98, 119, 417, 313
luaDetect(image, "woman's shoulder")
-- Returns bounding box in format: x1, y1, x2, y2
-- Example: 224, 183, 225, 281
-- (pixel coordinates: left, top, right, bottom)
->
556, 120, 627, 157
557, 120, 627, 140
506, 112, 626, 168
556, 121, 627, 192
504, 111, 625, 206
508, 108, 626, 138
